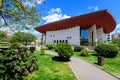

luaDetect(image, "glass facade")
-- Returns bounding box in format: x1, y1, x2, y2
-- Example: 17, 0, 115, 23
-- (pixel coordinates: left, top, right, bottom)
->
80, 29, 89, 46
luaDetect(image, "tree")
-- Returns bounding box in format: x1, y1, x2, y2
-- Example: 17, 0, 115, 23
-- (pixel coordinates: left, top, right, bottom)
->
10, 32, 37, 46
0, 31, 7, 42
0, 0, 44, 30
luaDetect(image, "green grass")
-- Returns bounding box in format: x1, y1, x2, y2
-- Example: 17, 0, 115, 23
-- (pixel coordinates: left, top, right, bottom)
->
74, 51, 120, 74
24, 51, 77, 80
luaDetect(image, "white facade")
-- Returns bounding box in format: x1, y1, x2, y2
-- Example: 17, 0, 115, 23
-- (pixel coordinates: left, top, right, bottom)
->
42, 24, 108, 46
46, 26, 80, 46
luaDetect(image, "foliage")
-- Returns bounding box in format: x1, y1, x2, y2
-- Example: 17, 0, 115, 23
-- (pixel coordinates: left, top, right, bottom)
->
0, 0, 42, 30
94, 44, 119, 58
74, 46, 84, 52
0, 45, 37, 80
112, 39, 120, 49
10, 32, 37, 46
40, 47, 45, 55
54, 43, 74, 60
0, 31, 7, 42
80, 48, 89, 56
46, 44, 54, 50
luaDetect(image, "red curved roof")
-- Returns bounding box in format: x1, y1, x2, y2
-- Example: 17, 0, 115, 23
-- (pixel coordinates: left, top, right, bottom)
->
35, 9, 116, 34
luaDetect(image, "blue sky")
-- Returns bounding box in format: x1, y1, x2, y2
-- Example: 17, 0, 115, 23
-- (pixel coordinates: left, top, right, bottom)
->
33, 0, 120, 36
14, 0, 120, 35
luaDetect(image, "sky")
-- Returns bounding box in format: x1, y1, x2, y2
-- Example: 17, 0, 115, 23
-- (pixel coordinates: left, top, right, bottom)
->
1, 0, 120, 36
33, 0, 120, 36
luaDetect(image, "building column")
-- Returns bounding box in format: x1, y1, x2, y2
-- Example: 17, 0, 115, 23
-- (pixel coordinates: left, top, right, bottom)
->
41, 33, 46, 45
88, 24, 97, 46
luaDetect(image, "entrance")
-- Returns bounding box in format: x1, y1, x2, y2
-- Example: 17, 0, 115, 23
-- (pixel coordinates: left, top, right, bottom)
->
80, 29, 89, 46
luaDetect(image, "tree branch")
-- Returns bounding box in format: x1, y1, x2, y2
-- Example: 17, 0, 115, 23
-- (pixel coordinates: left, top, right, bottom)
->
0, 14, 8, 26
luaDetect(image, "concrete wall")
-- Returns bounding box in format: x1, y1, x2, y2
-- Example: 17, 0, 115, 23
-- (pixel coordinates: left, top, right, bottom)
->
88, 24, 107, 46
46, 26, 80, 46
88, 24, 97, 44
97, 27, 107, 42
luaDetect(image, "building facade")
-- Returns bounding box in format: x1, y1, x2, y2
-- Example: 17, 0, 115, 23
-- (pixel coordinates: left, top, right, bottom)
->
112, 33, 120, 40
35, 9, 116, 46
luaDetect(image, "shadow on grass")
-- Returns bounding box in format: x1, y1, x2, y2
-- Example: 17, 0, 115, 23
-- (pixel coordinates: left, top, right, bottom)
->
91, 53, 98, 56
94, 62, 99, 65
52, 56, 70, 62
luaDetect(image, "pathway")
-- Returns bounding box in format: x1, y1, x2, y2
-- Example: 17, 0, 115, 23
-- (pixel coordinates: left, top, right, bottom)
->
45, 50, 119, 80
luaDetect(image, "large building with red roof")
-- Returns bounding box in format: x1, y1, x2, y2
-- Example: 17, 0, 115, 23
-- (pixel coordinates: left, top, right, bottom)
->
35, 9, 116, 46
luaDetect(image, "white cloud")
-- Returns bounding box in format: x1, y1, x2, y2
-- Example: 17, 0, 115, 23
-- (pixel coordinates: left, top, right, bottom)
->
36, 0, 46, 4
88, 6, 98, 11
95, 6, 98, 11
116, 23, 120, 28
24, 2, 35, 7
24, 0, 46, 7
42, 8, 71, 24
49, 8, 62, 14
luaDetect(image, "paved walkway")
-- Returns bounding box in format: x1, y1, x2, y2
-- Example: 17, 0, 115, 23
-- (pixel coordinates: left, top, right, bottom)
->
45, 50, 119, 80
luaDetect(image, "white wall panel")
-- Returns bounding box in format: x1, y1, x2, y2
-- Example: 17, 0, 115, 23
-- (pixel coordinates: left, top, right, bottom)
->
46, 26, 80, 46
97, 27, 107, 42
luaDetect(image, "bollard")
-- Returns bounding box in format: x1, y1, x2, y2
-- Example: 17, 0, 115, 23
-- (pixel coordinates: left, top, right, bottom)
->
98, 56, 104, 66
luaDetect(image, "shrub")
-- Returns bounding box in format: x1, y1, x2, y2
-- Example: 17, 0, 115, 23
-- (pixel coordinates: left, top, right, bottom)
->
40, 47, 45, 55
112, 39, 120, 49
94, 44, 119, 58
54, 43, 73, 60
80, 48, 89, 56
0, 46, 37, 80
74, 46, 84, 52
46, 44, 54, 50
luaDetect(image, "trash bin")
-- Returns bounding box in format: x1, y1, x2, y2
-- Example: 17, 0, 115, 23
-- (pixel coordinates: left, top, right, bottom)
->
98, 56, 104, 66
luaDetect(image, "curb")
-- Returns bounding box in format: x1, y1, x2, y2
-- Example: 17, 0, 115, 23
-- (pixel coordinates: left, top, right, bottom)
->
68, 62, 80, 80
94, 64, 120, 80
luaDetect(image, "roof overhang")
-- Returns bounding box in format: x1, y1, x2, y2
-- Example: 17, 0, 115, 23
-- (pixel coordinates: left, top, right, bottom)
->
35, 9, 116, 34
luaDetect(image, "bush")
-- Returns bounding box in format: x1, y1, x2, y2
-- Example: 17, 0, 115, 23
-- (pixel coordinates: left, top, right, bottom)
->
94, 44, 119, 58
0, 45, 37, 80
54, 43, 73, 60
40, 47, 45, 55
74, 46, 84, 52
46, 44, 54, 50
112, 39, 120, 49
80, 48, 89, 56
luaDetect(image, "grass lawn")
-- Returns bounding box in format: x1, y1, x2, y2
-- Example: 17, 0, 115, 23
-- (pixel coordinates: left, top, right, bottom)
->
74, 51, 120, 74
24, 51, 77, 80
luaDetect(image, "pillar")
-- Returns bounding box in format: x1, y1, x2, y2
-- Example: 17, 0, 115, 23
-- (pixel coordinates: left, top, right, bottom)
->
88, 24, 97, 46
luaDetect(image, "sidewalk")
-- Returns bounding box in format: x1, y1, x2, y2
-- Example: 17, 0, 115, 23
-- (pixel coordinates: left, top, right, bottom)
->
45, 50, 119, 80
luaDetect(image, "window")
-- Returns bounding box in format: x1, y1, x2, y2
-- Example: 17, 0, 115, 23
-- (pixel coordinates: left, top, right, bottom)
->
80, 29, 89, 46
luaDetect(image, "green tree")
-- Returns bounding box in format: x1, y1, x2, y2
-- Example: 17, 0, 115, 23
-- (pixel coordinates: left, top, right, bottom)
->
10, 32, 37, 46
0, 31, 7, 42
0, 0, 43, 30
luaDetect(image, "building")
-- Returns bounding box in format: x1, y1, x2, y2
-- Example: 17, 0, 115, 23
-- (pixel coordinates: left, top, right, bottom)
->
35, 9, 116, 46
112, 33, 120, 40
106, 34, 112, 41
